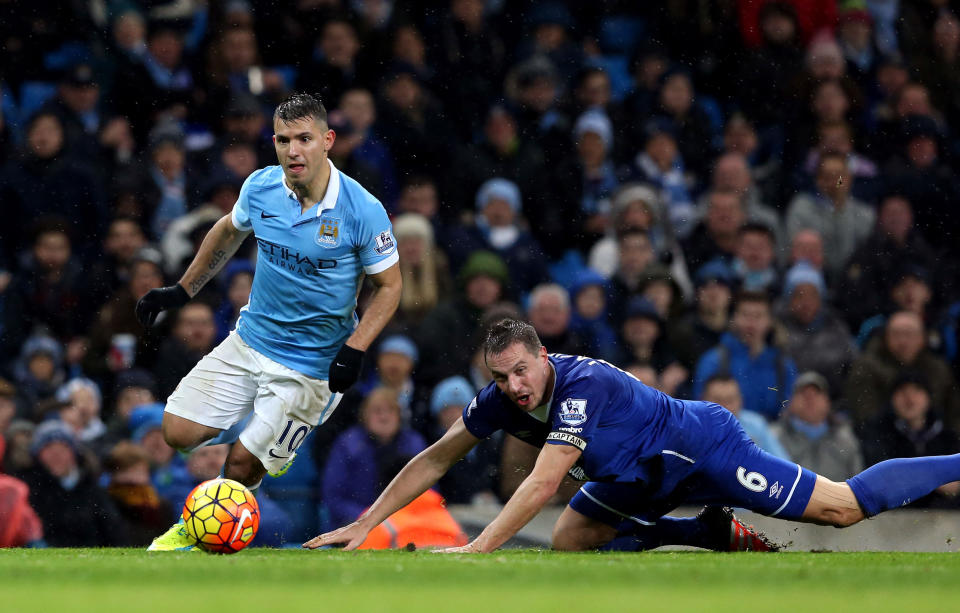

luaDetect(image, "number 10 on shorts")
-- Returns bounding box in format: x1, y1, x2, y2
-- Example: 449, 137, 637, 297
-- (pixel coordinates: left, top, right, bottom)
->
275, 420, 309, 455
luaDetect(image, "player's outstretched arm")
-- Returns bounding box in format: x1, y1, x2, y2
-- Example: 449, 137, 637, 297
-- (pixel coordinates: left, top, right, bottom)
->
303, 417, 479, 550
135, 214, 251, 326
437, 443, 581, 554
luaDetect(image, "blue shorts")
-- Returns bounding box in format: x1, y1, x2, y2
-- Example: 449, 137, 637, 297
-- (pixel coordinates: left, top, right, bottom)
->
569, 407, 818, 527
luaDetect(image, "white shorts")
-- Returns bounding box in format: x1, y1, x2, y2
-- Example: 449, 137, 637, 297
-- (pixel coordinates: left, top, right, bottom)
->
164, 332, 341, 474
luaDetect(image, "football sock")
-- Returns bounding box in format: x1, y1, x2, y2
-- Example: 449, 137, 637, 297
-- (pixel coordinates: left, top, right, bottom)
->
601, 516, 711, 551
847, 454, 960, 517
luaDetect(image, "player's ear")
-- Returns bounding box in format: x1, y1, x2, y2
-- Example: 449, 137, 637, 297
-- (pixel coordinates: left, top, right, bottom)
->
325, 128, 335, 152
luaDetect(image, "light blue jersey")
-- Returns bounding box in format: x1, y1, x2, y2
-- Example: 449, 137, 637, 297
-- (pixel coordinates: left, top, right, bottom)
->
230, 160, 398, 379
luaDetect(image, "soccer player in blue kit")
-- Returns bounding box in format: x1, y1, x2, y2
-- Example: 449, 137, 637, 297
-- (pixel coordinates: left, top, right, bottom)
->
307, 319, 960, 553
136, 93, 402, 550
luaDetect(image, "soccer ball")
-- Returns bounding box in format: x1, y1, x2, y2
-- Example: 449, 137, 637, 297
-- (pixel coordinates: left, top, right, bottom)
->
182, 478, 260, 554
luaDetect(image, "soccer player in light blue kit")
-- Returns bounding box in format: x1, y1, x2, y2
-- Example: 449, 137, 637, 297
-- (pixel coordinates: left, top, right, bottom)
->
136, 93, 402, 550
307, 319, 960, 553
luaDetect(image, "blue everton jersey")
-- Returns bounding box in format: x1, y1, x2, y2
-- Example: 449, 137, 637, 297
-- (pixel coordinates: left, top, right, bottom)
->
230, 160, 398, 379
462, 354, 715, 484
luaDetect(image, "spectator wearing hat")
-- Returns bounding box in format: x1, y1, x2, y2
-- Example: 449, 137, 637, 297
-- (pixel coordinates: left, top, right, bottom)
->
732, 222, 780, 294
142, 120, 198, 240
102, 368, 158, 446
616, 296, 687, 395
845, 311, 960, 431
84, 247, 169, 380
860, 371, 960, 507
606, 229, 658, 324
621, 117, 696, 238
213, 260, 254, 343
416, 251, 510, 385
770, 372, 863, 482
551, 110, 619, 251
12, 335, 66, 414
55, 378, 107, 453
786, 151, 875, 277
568, 269, 618, 362
670, 259, 735, 370
702, 374, 791, 461
430, 375, 500, 504
779, 262, 856, 395
392, 213, 452, 332
693, 291, 798, 420
836, 3, 879, 88
39, 62, 104, 160
12, 217, 94, 341
589, 183, 670, 278
444, 178, 548, 294
839, 194, 938, 330
15, 420, 124, 546
681, 189, 746, 274
128, 402, 188, 504
526, 283, 588, 358
322, 387, 427, 528
0, 111, 105, 264
356, 334, 422, 431
881, 114, 960, 256
104, 440, 173, 546
154, 302, 217, 400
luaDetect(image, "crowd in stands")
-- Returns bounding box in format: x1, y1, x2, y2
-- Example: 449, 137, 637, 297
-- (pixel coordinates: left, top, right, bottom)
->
3, 0, 960, 547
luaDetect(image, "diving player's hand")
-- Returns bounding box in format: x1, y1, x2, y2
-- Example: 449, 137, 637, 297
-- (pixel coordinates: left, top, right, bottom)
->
302, 521, 370, 550
135, 284, 190, 327
328, 344, 364, 393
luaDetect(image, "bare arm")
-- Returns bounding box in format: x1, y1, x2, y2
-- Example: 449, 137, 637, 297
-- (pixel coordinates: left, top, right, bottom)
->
344, 262, 402, 351
303, 417, 479, 550
178, 214, 251, 297
445, 443, 581, 554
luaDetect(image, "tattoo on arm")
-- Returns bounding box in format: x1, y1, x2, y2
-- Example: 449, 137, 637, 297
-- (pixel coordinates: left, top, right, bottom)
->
189, 249, 226, 295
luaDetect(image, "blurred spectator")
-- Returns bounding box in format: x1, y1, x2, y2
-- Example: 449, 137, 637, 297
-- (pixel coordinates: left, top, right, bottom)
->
143, 121, 199, 240
836, 5, 879, 88
12, 335, 65, 413
607, 230, 657, 324
652, 67, 719, 176
322, 388, 426, 528
914, 11, 960, 131
693, 291, 798, 420
338, 88, 398, 204
860, 371, 960, 508
3, 421, 35, 475
671, 260, 735, 370
527, 283, 587, 357
839, 195, 938, 329
155, 302, 217, 399
682, 190, 745, 273
568, 269, 618, 362
55, 378, 106, 453
702, 374, 790, 460
855, 264, 935, 348
507, 56, 572, 169
845, 312, 960, 431
327, 111, 388, 201
770, 372, 864, 482
0, 378, 17, 433
444, 178, 548, 293
161, 177, 241, 277
0, 471, 44, 547
720, 113, 783, 204
732, 222, 780, 293
796, 119, 879, 203
588, 184, 670, 278
299, 18, 364, 107
128, 403, 187, 504
104, 441, 172, 546
16, 420, 124, 546
359, 335, 420, 429
416, 250, 510, 385
393, 213, 452, 331
213, 260, 254, 342
88, 217, 149, 305
779, 263, 856, 395
702, 152, 783, 249
430, 375, 500, 505
786, 152, 875, 276
102, 369, 157, 447
616, 297, 687, 396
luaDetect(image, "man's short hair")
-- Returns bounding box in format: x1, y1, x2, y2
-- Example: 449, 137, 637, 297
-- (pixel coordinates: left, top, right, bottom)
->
483, 318, 542, 358
704, 373, 738, 389
274, 93, 328, 126
733, 289, 771, 311
738, 222, 776, 243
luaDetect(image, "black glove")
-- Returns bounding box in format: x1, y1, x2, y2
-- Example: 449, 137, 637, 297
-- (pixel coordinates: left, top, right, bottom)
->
328, 344, 364, 393
135, 284, 190, 327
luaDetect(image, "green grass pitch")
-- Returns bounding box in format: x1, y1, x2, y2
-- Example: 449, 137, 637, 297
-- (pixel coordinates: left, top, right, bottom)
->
1, 549, 958, 612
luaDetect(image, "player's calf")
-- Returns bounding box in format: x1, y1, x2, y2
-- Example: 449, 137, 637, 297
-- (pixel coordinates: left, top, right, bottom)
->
551, 507, 617, 551
223, 440, 267, 489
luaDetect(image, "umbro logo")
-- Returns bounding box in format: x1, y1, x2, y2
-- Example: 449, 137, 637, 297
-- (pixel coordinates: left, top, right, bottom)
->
261, 212, 278, 219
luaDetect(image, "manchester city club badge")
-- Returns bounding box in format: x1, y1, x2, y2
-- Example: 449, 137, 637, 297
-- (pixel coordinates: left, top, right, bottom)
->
316, 217, 341, 248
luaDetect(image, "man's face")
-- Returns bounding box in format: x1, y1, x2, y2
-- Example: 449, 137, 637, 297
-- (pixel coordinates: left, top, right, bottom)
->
187, 444, 229, 481
839, 20, 872, 51
697, 281, 731, 315
486, 342, 550, 410
891, 383, 930, 423
896, 85, 932, 118
70, 387, 100, 425
706, 193, 744, 236
878, 197, 913, 242
790, 231, 824, 268
116, 387, 154, 420
813, 82, 848, 122
273, 116, 334, 189
385, 74, 420, 110
789, 385, 831, 425
577, 131, 606, 167
340, 90, 376, 133
818, 125, 853, 155
703, 380, 742, 414
152, 142, 185, 179
175, 304, 216, 353
485, 109, 517, 151
142, 429, 174, 465
732, 300, 772, 346
362, 395, 401, 441
891, 277, 931, 315
148, 31, 183, 69
907, 136, 938, 169
222, 28, 257, 72
737, 231, 774, 271
713, 155, 751, 193
222, 143, 258, 179
105, 220, 146, 262
574, 285, 605, 320
38, 441, 76, 478
885, 313, 925, 364
398, 184, 438, 218
623, 317, 660, 348
815, 157, 849, 202
377, 352, 414, 387
130, 261, 163, 300
529, 293, 570, 337
228, 272, 253, 310
320, 22, 360, 68
660, 73, 693, 116
465, 275, 502, 309
0, 397, 15, 432
577, 72, 611, 108
617, 233, 654, 277
61, 83, 99, 114
34, 231, 71, 272
482, 198, 516, 227
789, 284, 822, 324
645, 133, 677, 169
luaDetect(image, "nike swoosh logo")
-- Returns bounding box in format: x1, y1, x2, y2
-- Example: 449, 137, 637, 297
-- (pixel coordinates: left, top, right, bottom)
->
231, 508, 253, 542
268, 449, 289, 459
334, 363, 345, 368
261, 212, 278, 218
